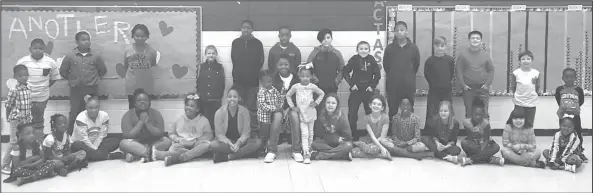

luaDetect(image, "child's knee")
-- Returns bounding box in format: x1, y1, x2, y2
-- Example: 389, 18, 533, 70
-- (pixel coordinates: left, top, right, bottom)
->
448, 146, 462, 155
542, 149, 551, 159
567, 154, 582, 166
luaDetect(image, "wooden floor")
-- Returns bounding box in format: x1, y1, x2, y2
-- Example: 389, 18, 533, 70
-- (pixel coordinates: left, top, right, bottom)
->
1, 137, 591, 192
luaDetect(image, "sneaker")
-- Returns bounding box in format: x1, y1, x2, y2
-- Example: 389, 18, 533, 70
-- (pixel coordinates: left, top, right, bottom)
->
292, 152, 304, 162
57, 168, 68, 177
310, 151, 319, 161
108, 152, 124, 160
264, 153, 276, 163
164, 153, 182, 167
460, 157, 472, 166
213, 153, 229, 164
2, 176, 16, 183
443, 155, 459, 164
1, 165, 11, 175
580, 154, 589, 163
534, 161, 546, 169
565, 164, 577, 173
125, 153, 137, 162
489, 157, 505, 166
303, 158, 311, 164
345, 152, 353, 161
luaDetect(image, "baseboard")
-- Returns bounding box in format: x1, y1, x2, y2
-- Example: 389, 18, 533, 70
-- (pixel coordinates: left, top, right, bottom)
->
2, 129, 591, 143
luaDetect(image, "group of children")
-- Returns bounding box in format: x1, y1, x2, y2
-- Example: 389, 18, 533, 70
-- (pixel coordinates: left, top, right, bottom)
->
1, 19, 589, 186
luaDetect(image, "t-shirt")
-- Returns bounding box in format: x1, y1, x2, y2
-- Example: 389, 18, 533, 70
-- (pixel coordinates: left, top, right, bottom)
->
16, 55, 60, 102
124, 44, 160, 95
43, 132, 70, 158
71, 110, 109, 149
362, 113, 390, 138
512, 68, 540, 107
121, 108, 165, 141
227, 108, 240, 142
280, 74, 293, 90
555, 86, 584, 114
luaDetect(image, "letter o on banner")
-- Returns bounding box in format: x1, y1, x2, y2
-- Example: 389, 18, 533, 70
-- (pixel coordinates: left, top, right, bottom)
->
44, 19, 60, 39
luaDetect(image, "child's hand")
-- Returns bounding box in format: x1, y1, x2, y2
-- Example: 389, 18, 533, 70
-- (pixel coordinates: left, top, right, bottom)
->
309, 101, 318, 108
380, 147, 390, 157
512, 144, 522, 152
366, 87, 373, 92
351, 85, 358, 91
436, 142, 446, 151
180, 139, 193, 147
338, 137, 344, 143
139, 112, 149, 123
230, 143, 240, 152
463, 85, 471, 91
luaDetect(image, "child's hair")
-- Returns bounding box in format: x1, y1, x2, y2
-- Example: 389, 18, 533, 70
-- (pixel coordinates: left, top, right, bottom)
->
321, 92, 340, 113
468, 30, 483, 39
433, 36, 447, 45
472, 100, 485, 112
84, 93, 100, 105
356, 41, 370, 51
133, 88, 149, 99
227, 85, 240, 96
436, 100, 456, 130
75, 31, 90, 41
204, 45, 218, 55
131, 24, 150, 38
395, 21, 408, 29
560, 116, 575, 126
17, 122, 34, 136
259, 70, 274, 81
241, 19, 254, 28
13, 64, 28, 74
506, 108, 526, 126
369, 94, 387, 113
279, 26, 291, 33
184, 93, 203, 115
278, 53, 291, 65
317, 28, 333, 43
518, 50, 534, 61
562, 68, 576, 77
30, 38, 45, 47
49, 113, 66, 133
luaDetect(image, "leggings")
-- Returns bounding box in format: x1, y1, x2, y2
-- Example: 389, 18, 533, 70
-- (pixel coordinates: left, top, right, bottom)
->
301, 121, 314, 156
12, 160, 61, 185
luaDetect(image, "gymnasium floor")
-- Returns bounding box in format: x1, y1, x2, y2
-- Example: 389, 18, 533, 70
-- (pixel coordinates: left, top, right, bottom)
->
1, 136, 591, 192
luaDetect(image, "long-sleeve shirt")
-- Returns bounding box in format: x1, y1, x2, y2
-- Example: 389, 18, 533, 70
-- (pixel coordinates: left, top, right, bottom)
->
555, 85, 585, 116
5, 82, 32, 124
424, 54, 455, 90
307, 45, 345, 90
383, 38, 420, 91
463, 118, 492, 144
16, 55, 60, 102
502, 124, 536, 152
268, 42, 301, 73
214, 104, 251, 145
121, 108, 165, 141
286, 83, 325, 123
257, 87, 284, 124
59, 47, 107, 88
391, 113, 421, 145
196, 60, 225, 101
510, 68, 540, 107
231, 36, 264, 87
168, 114, 213, 143
315, 110, 353, 144
455, 48, 494, 86
425, 118, 460, 145
71, 110, 109, 150
343, 54, 381, 89
549, 131, 581, 164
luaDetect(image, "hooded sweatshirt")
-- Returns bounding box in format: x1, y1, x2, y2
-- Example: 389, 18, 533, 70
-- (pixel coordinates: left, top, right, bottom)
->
383, 38, 420, 91
231, 35, 264, 87
307, 45, 345, 90
343, 54, 381, 90
268, 42, 301, 73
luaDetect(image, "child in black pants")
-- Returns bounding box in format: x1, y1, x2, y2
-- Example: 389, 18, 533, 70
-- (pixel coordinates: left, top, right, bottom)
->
343, 41, 381, 141
423, 36, 455, 127
197, 45, 226, 130
555, 68, 587, 162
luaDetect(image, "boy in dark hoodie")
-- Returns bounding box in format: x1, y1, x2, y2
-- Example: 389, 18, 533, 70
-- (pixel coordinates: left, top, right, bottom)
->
231, 19, 265, 131
343, 41, 381, 141
268, 26, 301, 74
383, 21, 420, 118
306, 28, 345, 95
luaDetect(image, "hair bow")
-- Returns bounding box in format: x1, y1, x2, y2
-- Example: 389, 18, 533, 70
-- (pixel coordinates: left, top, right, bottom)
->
563, 114, 574, 118
187, 93, 200, 100
83, 95, 92, 103
298, 62, 314, 70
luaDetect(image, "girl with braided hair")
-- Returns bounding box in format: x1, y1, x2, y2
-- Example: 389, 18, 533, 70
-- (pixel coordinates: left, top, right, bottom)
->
43, 114, 88, 175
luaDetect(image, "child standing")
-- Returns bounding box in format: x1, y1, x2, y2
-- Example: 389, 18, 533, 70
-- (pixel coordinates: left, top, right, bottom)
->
268, 26, 301, 74
460, 101, 504, 166
508, 51, 540, 128
60, 31, 107, 135
543, 117, 583, 173
351, 95, 392, 160
255, 70, 284, 162
383, 98, 432, 160
43, 114, 88, 175
501, 109, 546, 168
2, 65, 32, 175
3, 123, 63, 186
307, 28, 345, 95
197, 45, 225, 130
383, 21, 420, 118
286, 64, 325, 164
424, 36, 455, 122
343, 41, 381, 141
124, 24, 160, 110
555, 68, 587, 162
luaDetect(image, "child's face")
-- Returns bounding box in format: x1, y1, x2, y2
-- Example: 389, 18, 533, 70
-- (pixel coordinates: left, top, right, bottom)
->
277, 58, 290, 75
321, 34, 332, 47
370, 98, 384, 113
29, 43, 46, 60
185, 99, 199, 117
77, 34, 91, 49
278, 28, 291, 45
205, 48, 217, 61
563, 70, 576, 86
260, 76, 273, 89
299, 70, 312, 84
324, 97, 338, 113
512, 117, 526, 128
19, 126, 36, 144
469, 34, 482, 47
135, 93, 151, 110
560, 119, 575, 136
438, 104, 450, 120
227, 90, 240, 107
86, 100, 100, 119
241, 22, 253, 36
399, 99, 412, 116
14, 68, 29, 85
394, 25, 408, 40
471, 107, 485, 123
433, 43, 447, 55
54, 116, 68, 134
357, 44, 370, 58
133, 29, 148, 44
520, 55, 532, 69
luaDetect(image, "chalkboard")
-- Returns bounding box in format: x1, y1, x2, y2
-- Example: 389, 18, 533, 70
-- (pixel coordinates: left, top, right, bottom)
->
1, 6, 202, 98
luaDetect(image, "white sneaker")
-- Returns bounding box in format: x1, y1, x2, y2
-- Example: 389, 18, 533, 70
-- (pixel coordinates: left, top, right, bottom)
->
125, 153, 136, 163
264, 153, 276, 163
303, 158, 311, 164
292, 152, 304, 162
1, 164, 11, 175
565, 164, 577, 173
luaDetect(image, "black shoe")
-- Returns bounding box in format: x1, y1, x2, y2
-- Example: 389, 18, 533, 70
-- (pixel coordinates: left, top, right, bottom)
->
535, 161, 546, 169
213, 153, 229, 164
57, 168, 68, 177
310, 151, 319, 160
579, 154, 588, 163
3, 176, 16, 183
108, 152, 125, 160
164, 153, 182, 167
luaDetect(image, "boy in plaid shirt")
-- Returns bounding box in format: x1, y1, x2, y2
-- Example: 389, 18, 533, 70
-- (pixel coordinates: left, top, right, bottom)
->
256, 70, 284, 162
2, 65, 33, 174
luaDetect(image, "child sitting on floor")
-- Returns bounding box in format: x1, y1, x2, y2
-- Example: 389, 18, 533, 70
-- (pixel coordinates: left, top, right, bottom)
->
351, 94, 392, 160
383, 98, 432, 160
43, 114, 88, 175
543, 117, 583, 173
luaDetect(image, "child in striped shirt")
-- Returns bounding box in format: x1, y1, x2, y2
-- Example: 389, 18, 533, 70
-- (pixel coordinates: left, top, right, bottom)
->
543, 117, 583, 173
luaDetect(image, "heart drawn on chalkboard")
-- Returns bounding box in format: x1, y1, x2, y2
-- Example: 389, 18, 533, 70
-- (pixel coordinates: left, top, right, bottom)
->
159, 21, 175, 37
172, 64, 188, 79
116, 63, 127, 78
44, 41, 54, 55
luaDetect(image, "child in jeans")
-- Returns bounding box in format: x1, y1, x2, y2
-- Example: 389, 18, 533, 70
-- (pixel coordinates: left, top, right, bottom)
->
197, 45, 225, 130
555, 68, 587, 162
256, 70, 284, 162
286, 63, 325, 164
508, 51, 540, 128
543, 117, 583, 173
2, 65, 32, 175
343, 41, 381, 141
